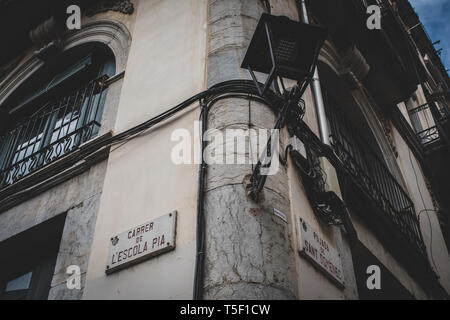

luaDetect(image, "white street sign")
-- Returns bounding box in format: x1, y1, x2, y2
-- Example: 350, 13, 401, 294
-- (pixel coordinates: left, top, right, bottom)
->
297, 218, 345, 287
106, 211, 177, 274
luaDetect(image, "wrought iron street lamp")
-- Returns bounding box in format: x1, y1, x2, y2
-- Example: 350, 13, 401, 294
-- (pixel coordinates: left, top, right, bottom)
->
241, 13, 327, 96
241, 14, 327, 201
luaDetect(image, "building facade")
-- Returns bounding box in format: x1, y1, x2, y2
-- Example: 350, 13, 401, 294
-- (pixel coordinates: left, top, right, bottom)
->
0, 0, 449, 300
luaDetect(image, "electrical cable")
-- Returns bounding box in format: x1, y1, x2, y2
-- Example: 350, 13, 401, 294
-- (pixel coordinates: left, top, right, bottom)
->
280, 144, 292, 166
248, 97, 254, 171
418, 208, 439, 274
193, 99, 207, 301
0, 79, 282, 300
408, 147, 439, 272
67, 80, 280, 161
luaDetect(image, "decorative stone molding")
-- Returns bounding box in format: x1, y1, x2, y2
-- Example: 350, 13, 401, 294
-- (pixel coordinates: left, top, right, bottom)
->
29, 16, 65, 61
0, 57, 43, 107
0, 19, 131, 106
0, 53, 25, 83
85, 0, 134, 17
318, 41, 404, 184
379, 116, 399, 158
29, 16, 63, 50
64, 19, 132, 72
339, 45, 370, 89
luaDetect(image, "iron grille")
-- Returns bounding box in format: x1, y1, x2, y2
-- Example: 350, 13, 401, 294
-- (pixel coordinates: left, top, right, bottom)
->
323, 90, 426, 256
0, 76, 107, 189
416, 126, 440, 145
408, 103, 449, 146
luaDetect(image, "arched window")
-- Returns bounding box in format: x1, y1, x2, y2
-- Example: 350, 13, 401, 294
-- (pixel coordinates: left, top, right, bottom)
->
0, 44, 115, 188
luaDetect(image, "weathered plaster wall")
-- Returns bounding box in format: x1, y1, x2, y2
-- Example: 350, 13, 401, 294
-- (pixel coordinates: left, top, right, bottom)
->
392, 124, 450, 295
83, 0, 207, 300
285, 140, 359, 299
394, 86, 450, 295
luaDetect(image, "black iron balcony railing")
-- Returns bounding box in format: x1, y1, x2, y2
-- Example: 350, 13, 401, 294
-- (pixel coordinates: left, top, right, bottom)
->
416, 125, 439, 146
323, 90, 426, 257
408, 103, 449, 146
0, 76, 107, 189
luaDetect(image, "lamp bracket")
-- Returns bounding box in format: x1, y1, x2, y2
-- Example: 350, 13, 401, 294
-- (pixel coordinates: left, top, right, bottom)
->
247, 21, 277, 97
248, 75, 313, 202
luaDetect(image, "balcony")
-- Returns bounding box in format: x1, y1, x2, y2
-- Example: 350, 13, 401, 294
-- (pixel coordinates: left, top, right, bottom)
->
407, 101, 450, 253
0, 76, 107, 189
323, 90, 427, 260
408, 102, 450, 148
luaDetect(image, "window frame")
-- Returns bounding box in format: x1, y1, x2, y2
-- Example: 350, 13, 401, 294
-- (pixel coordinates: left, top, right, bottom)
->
0, 46, 115, 188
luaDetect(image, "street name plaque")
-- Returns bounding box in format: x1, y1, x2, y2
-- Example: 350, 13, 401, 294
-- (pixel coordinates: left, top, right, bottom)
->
106, 211, 177, 274
297, 218, 345, 287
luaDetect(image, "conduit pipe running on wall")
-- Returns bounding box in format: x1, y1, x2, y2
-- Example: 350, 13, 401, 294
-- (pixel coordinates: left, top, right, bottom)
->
297, 0, 331, 146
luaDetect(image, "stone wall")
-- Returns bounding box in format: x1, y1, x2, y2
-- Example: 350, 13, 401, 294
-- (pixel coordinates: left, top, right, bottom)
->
203, 0, 298, 300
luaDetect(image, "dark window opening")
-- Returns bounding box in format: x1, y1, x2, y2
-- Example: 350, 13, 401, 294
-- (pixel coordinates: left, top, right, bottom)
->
0, 214, 66, 300
352, 243, 415, 300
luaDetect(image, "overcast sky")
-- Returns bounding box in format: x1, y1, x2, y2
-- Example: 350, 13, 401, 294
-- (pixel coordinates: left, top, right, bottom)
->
409, 0, 449, 73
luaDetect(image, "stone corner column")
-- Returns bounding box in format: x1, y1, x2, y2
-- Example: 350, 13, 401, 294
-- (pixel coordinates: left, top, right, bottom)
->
203, 0, 298, 300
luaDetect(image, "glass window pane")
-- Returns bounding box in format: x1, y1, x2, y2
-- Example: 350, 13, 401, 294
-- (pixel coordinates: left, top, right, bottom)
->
5, 272, 32, 292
